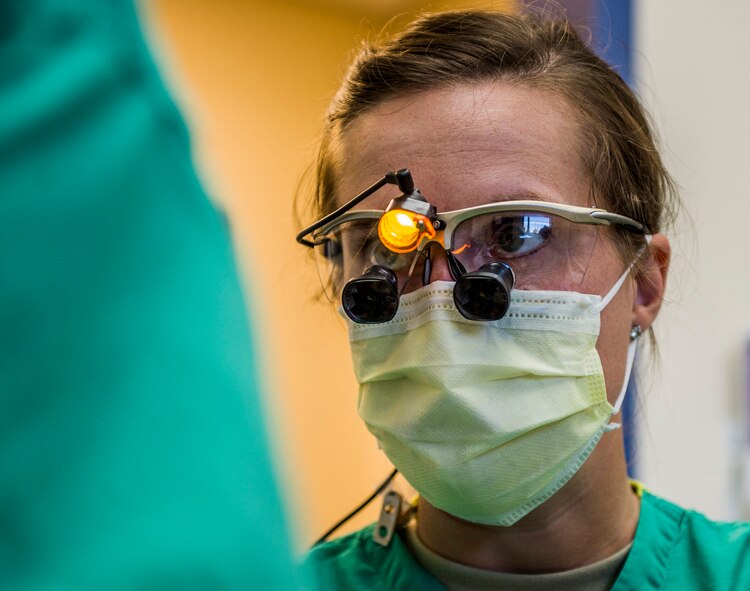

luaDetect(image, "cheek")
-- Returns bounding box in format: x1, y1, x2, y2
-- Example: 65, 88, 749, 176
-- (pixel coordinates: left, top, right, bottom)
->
576, 230, 623, 292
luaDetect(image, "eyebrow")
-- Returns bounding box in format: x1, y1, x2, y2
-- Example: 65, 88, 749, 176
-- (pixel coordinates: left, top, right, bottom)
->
485, 191, 566, 205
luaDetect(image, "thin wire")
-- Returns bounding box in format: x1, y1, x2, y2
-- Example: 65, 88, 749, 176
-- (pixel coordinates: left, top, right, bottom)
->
295, 176, 389, 247
311, 468, 399, 547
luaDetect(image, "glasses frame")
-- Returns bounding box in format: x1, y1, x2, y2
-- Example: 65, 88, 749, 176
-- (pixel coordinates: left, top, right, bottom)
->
309, 199, 645, 256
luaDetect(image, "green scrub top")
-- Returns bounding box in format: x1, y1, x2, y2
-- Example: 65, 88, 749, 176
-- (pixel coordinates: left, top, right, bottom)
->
0, 0, 298, 588
303, 490, 750, 590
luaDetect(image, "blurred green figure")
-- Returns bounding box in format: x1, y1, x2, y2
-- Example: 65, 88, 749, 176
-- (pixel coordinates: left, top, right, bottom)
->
0, 0, 299, 588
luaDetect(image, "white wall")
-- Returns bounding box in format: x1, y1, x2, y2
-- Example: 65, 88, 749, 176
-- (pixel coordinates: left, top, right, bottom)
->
636, 1, 750, 520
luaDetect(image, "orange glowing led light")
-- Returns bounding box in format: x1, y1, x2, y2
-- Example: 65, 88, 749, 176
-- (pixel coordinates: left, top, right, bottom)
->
378, 209, 436, 254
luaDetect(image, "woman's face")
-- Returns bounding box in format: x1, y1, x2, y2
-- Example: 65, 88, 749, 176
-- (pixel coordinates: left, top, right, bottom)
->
334, 81, 642, 406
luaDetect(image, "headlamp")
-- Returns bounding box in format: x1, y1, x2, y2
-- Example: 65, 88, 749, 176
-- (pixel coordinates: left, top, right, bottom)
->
378, 194, 437, 254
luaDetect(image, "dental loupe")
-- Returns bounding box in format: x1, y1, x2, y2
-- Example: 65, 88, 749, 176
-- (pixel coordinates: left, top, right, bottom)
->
296, 169, 516, 324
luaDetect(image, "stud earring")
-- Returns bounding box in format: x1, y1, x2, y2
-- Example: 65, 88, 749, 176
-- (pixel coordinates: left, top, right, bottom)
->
630, 325, 643, 340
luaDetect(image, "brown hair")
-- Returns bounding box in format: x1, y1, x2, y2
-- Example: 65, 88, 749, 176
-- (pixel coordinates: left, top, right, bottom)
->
306, 9, 677, 270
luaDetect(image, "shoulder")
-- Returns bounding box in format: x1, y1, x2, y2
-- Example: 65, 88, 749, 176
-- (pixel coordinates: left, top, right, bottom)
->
620, 490, 750, 590
301, 526, 376, 589
647, 490, 750, 553
670, 495, 750, 575
301, 525, 392, 591
300, 524, 444, 591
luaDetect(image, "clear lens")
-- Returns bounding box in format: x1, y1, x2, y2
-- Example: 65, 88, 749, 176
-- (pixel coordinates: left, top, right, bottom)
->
313, 208, 603, 304
312, 218, 420, 301
451, 211, 600, 290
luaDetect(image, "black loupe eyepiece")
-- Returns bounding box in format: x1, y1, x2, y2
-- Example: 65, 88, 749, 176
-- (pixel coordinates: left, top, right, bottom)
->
342, 265, 400, 324
453, 262, 515, 321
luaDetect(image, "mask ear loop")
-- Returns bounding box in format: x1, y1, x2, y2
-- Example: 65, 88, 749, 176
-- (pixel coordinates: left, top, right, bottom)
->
599, 234, 653, 432
604, 326, 641, 432
586, 234, 653, 315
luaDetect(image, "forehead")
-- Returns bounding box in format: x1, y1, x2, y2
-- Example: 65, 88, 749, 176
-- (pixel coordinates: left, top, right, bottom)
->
335, 82, 590, 211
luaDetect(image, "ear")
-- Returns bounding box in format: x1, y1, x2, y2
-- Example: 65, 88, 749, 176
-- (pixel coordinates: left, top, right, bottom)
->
633, 233, 671, 331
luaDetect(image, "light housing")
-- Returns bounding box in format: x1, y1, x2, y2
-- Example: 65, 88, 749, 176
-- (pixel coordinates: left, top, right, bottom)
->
377, 193, 437, 254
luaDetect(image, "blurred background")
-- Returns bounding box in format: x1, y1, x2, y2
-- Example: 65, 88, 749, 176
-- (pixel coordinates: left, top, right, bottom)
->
140, 0, 750, 549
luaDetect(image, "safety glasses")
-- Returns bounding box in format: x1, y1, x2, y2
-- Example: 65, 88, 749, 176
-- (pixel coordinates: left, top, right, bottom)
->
297, 170, 646, 323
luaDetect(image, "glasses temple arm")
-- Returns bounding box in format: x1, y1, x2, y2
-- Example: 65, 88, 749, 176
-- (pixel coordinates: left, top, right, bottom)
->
589, 211, 646, 234
295, 169, 413, 247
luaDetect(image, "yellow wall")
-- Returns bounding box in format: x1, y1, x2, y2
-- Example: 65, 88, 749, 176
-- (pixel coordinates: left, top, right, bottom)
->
142, 0, 514, 549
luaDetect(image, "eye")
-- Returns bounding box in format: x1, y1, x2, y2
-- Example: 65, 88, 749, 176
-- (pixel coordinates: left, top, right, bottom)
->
338, 221, 412, 271
368, 240, 412, 270
487, 214, 552, 258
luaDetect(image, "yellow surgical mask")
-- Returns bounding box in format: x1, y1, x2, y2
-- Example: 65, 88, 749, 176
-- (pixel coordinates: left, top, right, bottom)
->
345, 273, 638, 526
